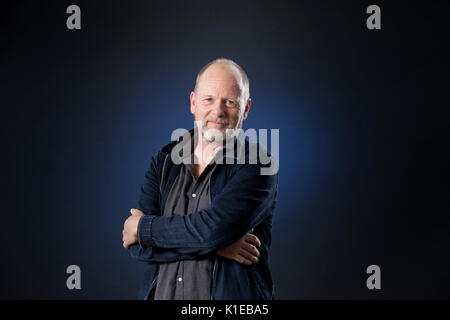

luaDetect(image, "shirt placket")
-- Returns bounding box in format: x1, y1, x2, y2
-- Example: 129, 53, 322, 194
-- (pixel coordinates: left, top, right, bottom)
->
181, 168, 202, 299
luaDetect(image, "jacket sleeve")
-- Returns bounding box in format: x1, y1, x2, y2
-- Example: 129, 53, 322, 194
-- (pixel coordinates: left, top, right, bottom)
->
137, 161, 278, 255
135, 153, 163, 217
129, 152, 209, 262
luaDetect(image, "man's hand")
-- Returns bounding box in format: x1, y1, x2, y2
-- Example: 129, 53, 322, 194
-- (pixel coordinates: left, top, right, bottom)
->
217, 230, 261, 265
122, 208, 144, 249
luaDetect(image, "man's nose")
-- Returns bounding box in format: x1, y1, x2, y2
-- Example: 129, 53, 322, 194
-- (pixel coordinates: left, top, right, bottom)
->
210, 99, 227, 117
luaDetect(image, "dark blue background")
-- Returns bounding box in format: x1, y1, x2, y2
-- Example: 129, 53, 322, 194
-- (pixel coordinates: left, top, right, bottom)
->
1, 0, 449, 299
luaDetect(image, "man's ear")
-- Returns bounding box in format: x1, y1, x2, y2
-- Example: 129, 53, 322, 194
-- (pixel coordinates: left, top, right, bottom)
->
190, 91, 196, 115
242, 98, 251, 120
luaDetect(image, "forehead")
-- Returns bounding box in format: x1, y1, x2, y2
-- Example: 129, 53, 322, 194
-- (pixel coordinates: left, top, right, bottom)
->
197, 64, 241, 97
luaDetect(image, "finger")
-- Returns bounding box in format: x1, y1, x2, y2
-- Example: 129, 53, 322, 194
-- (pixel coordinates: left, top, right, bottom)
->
241, 242, 260, 258
130, 208, 144, 216
245, 233, 261, 247
239, 248, 259, 263
235, 254, 252, 266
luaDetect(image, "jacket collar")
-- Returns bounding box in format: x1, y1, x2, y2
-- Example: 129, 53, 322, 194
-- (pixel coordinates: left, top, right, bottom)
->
160, 128, 249, 163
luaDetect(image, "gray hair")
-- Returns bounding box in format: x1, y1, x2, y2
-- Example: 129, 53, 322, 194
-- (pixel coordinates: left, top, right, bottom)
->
194, 58, 250, 107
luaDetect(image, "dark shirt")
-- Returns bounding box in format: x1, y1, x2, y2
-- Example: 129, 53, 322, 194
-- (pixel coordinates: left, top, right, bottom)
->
153, 155, 217, 300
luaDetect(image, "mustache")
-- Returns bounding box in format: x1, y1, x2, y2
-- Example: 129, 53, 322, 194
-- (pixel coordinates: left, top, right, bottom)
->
204, 117, 230, 125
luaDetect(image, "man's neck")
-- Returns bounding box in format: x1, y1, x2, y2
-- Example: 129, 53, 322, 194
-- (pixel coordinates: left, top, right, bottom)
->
193, 135, 223, 167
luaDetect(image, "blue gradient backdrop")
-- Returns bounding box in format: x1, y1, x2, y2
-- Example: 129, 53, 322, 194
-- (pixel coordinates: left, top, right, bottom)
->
1, 1, 449, 299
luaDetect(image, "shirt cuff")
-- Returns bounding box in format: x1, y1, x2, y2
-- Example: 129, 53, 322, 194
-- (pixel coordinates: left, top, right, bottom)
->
137, 214, 157, 249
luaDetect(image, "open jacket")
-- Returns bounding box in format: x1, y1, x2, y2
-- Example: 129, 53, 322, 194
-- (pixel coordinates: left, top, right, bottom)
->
129, 135, 278, 300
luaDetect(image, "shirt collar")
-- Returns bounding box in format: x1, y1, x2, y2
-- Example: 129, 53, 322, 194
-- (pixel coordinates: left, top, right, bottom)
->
173, 128, 245, 165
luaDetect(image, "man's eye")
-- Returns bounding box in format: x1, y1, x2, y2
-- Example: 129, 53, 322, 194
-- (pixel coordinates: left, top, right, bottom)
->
227, 100, 235, 105
204, 98, 212, 102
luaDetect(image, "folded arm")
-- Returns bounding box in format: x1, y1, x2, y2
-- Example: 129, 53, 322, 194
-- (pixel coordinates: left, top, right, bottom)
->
126, 152, 277, 263
137, 161, 278, 254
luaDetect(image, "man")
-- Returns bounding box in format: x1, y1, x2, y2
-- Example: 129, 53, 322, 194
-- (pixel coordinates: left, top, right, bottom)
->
122, 58, 278, 300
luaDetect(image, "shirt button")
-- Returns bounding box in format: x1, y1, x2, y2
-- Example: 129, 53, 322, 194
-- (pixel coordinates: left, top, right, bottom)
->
177, 277, 183, 282
192, 193, 197, 198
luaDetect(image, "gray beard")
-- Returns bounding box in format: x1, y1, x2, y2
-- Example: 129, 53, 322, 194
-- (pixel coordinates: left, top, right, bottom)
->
202, 127, 239, 147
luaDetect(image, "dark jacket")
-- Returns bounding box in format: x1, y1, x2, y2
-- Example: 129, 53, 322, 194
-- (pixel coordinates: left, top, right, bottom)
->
129, 136, 278, 300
